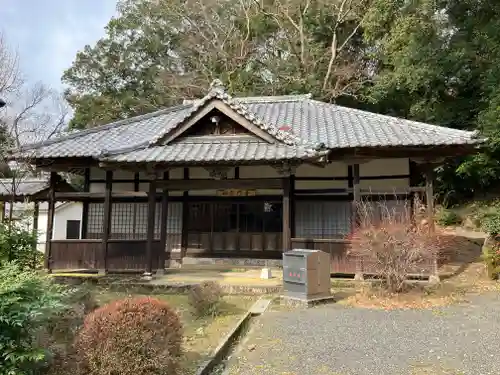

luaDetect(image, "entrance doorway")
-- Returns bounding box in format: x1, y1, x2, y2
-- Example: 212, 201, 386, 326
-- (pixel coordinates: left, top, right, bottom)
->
186, 199, 283, 255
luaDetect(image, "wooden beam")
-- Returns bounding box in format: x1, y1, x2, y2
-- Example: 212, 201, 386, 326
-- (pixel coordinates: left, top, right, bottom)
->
81, 168, 90, 239
159, 171, 169, 272
145, 176, 157, 275
352, 164, 360, 229
45, 172, 57, 272
327, 145, 479, 160
158, 178, 283, 191
101, 170, 113, 273
55, 191, 148, 200
282, 177, 291, 252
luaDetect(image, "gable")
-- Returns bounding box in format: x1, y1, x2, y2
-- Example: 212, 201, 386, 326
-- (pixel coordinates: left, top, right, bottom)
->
158, 99, 278, 145
182, 108, 252, 138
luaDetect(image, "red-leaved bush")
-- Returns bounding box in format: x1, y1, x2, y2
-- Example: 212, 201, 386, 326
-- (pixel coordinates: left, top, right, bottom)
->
74, 297, 183, 375
349, 198, 449, 292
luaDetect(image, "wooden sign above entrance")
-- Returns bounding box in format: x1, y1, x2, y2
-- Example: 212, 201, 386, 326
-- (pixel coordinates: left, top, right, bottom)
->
216, 189, 257, 197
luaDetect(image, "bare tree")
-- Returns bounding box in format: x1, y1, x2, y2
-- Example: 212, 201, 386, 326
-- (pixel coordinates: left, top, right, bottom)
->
147, 0, 372, 101
349, 197, 450, 293
0, 32, 22, 96
0, 33, 70, 229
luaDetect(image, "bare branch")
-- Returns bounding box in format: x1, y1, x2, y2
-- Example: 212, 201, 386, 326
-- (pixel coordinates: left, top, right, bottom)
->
0, 33, 23, 95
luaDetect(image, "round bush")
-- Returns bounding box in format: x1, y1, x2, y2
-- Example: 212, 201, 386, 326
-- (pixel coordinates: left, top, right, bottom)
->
188, 281, 223, 318
75, 297, 183, 375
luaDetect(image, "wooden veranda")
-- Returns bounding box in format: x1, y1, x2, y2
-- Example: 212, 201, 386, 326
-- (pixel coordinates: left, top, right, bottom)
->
43, 163, 436, 276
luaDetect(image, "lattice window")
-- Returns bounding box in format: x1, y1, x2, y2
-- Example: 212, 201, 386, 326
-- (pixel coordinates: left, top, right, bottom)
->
167, 202, 182, 234
87, 203, 104, 239
110, 203, 136, 239
295, 200, 351, 239
86, 202, 162, 240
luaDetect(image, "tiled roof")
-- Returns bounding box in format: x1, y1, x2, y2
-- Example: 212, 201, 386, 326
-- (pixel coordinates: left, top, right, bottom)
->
102, 136, 317, 164
0, 178, 49, 197
12, 80, 480, 164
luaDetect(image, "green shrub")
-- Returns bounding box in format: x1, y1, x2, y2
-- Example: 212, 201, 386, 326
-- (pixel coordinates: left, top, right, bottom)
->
435, 209, 462, 226
188, 281, 223, 318
40, 287, 98, 375
481, 211, 500, 237
75, 297, 183, 375
0, 263, 68, 375
0, 221, 40, 269
481, 244, 500, 280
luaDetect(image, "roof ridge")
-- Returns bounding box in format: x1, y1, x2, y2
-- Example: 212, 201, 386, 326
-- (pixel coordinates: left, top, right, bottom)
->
237, 94, 312, 103
149, 81, 321, 154
15, 103, 192, 152
182, 94, 311, 106
308, 99, 477, 138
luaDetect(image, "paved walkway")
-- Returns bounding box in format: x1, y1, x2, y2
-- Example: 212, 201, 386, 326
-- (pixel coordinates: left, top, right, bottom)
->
226, 293, 500, 375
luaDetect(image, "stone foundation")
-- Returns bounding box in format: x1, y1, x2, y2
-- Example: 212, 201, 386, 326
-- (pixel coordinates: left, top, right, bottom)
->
181, 257, 283, 268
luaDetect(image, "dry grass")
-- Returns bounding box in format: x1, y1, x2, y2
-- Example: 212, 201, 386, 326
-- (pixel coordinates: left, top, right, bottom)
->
337, 282, 468, 310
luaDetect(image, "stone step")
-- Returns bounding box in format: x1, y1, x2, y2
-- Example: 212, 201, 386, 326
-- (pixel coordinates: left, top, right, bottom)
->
249, 298, 272, 314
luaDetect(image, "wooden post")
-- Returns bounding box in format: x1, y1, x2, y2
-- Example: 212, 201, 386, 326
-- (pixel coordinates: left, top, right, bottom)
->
32, 201, 39, 269
145, 174, 157, 276
352, 163, 360, 229
81, 168, 90, 239
282, 177, 291, 252
159, 171, 169, 273
424, 164, 440, 283
45, 172, 57, 272
290, 174, 296, 238
181, 168, 189, 255
424, 165, 435, 232
351, 163, 364, 280
101, 170, 113, 273
32, 201, 39, 247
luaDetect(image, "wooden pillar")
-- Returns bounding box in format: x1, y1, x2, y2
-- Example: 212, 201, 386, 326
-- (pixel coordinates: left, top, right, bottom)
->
44, 172, 57, 272
32, 201, 39, 269
32, 201, 39, 247
181, 168, 189, 254
159, 171, 169, 272
282, 177, 292, 252
132, 172, 140, 238
290, 174, 296, 238
352, 163, 361, 229
101, 170, 113, 273
145, 174, 157, 276
423, 163, 440, 283
81, 168, 90, 239
424, 165, 435, 232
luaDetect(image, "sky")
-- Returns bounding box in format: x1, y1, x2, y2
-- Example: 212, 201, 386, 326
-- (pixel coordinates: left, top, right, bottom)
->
0, 0, 117, 90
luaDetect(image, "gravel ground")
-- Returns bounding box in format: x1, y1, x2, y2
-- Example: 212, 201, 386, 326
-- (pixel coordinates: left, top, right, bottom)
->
225, 293, 500, 375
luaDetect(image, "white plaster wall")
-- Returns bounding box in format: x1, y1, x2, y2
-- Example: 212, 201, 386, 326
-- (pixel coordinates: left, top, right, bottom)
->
360, 158, 409, 176
87, 158, 410, 197
52, 202, 83, 240
295, 162, 348, 178
35, 202, 83, 253
359, 158, 409, 192
90, 182, 134, 192
240, 166, 279, 178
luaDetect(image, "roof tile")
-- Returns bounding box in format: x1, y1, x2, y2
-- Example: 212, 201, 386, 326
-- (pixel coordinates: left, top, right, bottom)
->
12, 86, 480, 164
